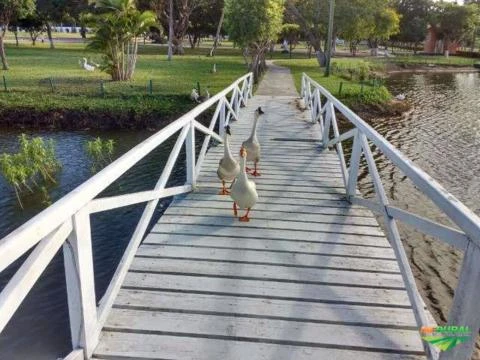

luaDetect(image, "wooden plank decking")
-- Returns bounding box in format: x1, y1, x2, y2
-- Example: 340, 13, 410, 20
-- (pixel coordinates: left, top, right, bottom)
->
92, 66, 426, 359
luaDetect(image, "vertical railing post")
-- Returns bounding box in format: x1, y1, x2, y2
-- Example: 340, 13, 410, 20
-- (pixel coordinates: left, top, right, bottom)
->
315, 90, 322, 124
439, 241, 480, 360
322, 101, 332, 147
186, 120, 196, 187
329, 104, 349, 188
310, 88, 317, 123
346, 129, 362, 199
231, 87, 237, 119
63, 209, 98, 359
301, 74, 305, 98
242, 78, 249, 105
359, 133, 436, 359
235, 87, 241, 116
219, 98, 226, 138
249, 74, 253, 98
308, 82, 313, 109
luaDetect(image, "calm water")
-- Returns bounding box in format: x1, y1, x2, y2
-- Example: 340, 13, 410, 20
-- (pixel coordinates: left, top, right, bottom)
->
0, 72, 479, 359
354, 72, 480, 326
0, 128, 193, 359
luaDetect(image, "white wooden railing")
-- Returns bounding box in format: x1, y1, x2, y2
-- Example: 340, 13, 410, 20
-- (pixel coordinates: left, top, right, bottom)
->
301, 73, 480, 360
0, 73, 253, 360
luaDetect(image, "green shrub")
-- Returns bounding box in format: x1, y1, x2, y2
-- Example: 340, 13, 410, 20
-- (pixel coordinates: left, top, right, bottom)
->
0, 134, 61, 208
341, 85, 392, 105
85, 137, 115, 172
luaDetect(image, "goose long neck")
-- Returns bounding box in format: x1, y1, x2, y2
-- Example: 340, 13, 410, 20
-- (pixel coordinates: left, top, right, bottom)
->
250, 114, 259, 140
224, 134, 233, 158
239, 156, 248, 181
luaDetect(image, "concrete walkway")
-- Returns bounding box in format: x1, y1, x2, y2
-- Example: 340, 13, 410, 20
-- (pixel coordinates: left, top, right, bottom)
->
255, 61, 299, 96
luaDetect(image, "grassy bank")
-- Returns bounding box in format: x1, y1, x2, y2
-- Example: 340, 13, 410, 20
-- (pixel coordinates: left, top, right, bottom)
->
276, 58, 392, 106
0, 43, 247, 128
377, 54, 478, 69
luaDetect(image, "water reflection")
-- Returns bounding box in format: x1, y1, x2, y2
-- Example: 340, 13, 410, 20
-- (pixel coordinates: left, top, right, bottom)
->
0, 128, 202, 359
344, 71, 480, 325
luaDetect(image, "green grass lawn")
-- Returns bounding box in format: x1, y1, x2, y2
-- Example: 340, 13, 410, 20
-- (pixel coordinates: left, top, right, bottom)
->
0, 43, 248, 118
275, 58, 392, 106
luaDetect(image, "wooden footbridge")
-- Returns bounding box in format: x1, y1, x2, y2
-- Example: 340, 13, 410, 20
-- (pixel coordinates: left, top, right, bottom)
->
1, 65, 480, 360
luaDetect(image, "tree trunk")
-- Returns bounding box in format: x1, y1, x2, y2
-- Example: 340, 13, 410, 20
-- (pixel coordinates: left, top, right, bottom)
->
12, 27, 19, 46
209, 7, 225, 57
0, 34, 9, 70
471, 28, 476, 53
173, 39, 185, 55
242, 48, 249, 67
315, 50, 326, 67
46, 22, 55, 49
167, 0, 174, 61
188, 34, 195, 49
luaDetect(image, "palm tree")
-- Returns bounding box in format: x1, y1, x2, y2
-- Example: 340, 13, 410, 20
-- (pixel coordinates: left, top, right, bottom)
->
84, 0, 157, 81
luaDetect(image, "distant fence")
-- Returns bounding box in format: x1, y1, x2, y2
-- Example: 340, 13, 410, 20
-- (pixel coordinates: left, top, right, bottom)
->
0, 75, 210, 98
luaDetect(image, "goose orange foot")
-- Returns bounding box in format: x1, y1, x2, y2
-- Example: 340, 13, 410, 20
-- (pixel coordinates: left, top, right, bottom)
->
233, 202, 238, 217
250, 163, 261, 177
239, 209, 251, 222
219, 181, 230, 195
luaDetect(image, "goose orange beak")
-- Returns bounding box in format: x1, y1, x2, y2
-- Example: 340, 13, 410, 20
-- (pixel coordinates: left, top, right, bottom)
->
240, 147, 247, 158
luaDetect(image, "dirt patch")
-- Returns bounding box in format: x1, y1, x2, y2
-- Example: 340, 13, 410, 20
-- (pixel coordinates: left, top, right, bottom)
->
0, 102, 214, 131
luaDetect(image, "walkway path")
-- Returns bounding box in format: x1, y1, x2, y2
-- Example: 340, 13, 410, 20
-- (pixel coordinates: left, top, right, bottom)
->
92, 65, 426, 359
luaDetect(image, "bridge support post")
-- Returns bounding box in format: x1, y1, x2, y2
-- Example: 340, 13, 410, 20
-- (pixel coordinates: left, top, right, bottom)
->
63, 209, 98, 359
346, 129, 361, 200
186, 120, 196, 187
439, 241, 480, 360
219, 99, 226, 138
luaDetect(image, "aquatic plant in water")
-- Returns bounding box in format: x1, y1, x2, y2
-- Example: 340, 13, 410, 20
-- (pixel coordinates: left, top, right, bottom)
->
0, 134, 61, 208
85, 137, 115, 173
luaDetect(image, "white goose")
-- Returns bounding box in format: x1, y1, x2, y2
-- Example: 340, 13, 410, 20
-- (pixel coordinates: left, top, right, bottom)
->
81, 58, 95, 71
217, 125, 240, 195
242, 107, 264, 176
190, 88, 210, 103
231, 147, 258, 222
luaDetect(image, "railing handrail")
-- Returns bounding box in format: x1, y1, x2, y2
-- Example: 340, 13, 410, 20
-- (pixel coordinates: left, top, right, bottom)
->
301, 72, 480, 360
0, 72, 253, 273
302, 73, 480, 245
0, 72, 254, 360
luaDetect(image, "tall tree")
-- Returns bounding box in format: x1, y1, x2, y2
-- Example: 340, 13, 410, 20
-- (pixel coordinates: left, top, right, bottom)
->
286, 0, 329, 66
431, 2, 477, 53
167, 0, 173, 59
392, 0, 432, 53
36, 0, 68, 49
225, 0, 284, 81
209, 2, 225, 57
281, 23, 301, 58
18, 14, 45, 46
188, 0, 223, 49
0, 0, 35, 70
83, 0, 157, 80
149, 0, 201, 54
368, 7, 400, 55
